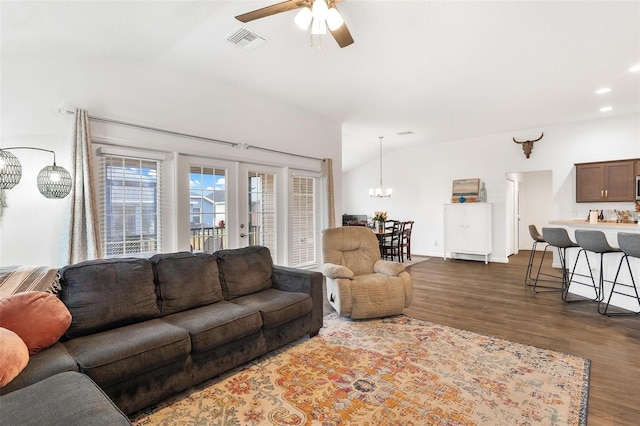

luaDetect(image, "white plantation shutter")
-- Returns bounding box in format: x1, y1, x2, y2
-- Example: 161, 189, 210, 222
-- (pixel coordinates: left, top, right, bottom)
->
99, 153, 163, 257
289, 172, 321, 267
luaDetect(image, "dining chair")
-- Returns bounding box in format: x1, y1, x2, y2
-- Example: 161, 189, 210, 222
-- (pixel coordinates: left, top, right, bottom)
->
400, 221, 414, 262
381, 221, 403, 262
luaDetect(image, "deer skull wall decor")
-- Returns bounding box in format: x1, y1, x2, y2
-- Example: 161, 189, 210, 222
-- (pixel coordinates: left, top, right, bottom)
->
513, 132, 543, 159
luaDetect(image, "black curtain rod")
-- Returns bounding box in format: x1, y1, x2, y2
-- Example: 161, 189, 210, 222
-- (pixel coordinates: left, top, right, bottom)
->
59, 108, 324, 162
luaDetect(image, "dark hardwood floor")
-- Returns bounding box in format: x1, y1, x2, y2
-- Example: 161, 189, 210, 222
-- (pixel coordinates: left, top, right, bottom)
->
324, 251, 640, 425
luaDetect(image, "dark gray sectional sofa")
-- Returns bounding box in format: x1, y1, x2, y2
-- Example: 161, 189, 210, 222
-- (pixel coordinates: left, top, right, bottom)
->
0, 246, 323, 423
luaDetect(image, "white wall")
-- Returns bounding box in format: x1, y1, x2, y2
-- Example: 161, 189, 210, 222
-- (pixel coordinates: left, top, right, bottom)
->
343, 112, 639, 263
0, 54, 342, 266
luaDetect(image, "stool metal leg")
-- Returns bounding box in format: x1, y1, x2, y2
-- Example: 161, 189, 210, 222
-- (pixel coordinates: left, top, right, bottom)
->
602, 254, 640, 316
525, 243, 562, 292
524, 242, 538, 286
564, 248, 599, 303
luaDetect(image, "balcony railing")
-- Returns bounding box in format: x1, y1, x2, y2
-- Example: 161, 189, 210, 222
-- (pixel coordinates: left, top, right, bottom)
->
190, 226, 226, 252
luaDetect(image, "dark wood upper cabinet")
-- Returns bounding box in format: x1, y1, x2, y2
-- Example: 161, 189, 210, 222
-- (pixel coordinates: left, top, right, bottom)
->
575, 160, 636, 202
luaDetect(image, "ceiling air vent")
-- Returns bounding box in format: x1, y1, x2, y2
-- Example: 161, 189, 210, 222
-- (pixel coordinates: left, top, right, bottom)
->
226, 27, 268, 51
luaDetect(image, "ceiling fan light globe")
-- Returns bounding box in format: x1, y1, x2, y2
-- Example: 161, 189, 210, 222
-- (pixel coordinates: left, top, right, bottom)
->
311, 0, 329, 21
294, 7, 312, 30
326, 7, 344, 31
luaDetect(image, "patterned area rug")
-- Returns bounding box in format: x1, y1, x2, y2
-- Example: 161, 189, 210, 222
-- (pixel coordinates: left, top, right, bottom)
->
131, 314, 590, 425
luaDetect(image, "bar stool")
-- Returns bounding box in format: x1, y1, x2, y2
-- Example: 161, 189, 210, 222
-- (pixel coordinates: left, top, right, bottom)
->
525, 225, 562, 292
572, 230, 621, 308
602, 232, 640, 316
541, 227, 581, 296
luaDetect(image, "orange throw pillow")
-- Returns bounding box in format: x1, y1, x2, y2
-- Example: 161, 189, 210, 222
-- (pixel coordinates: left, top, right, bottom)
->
0, 291, 72, 355
0, 327, 29, 386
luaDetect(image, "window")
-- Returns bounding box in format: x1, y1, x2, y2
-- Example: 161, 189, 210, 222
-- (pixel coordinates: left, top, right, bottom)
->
192, 207, 201, 225
100, 155, 162, 257
289, 173, 320, 267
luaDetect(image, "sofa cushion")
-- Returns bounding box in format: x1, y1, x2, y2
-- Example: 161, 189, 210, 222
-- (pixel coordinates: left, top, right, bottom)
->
0, 342, 79, 395
231, 288, 312, 329
162, 301, 263, 353
150, 252, 223, 316
0, 291, 72, 354
0, 327, 28, 387
58, 258, 160, 338
0, 371, 131, 426
64, 319, 190, 388
216, 246, 274, 299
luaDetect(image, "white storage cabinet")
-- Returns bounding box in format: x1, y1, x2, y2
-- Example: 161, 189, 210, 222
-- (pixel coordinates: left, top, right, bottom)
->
444, 203, 492, 264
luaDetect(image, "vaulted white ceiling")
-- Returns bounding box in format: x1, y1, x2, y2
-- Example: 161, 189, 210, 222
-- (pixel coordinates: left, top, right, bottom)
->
2, 1, 639, 171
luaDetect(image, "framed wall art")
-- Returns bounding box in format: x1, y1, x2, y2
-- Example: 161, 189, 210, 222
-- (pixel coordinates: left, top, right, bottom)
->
452, 178, 480, 203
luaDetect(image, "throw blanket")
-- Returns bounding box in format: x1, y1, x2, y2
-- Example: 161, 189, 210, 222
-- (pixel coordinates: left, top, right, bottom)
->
0, 266, 59, 298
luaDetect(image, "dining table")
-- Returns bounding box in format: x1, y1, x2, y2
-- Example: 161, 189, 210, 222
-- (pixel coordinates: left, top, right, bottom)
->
372, 228, 393, 254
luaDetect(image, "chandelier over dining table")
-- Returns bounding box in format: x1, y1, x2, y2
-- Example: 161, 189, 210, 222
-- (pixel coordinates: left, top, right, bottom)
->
369, 136, 392, 198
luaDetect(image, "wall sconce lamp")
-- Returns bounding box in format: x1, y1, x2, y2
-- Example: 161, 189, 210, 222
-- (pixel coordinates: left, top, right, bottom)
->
0, 147, 73, 200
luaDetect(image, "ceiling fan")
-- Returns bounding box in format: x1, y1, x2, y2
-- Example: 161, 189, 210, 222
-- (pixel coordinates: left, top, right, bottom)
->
235, 0, 354, 48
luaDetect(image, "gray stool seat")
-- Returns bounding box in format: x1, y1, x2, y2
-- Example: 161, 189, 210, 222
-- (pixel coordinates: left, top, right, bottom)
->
542, 227, 579, 250
573, 230, 621, 310
525, 225, 562, 292
575, 230, 621, 254
602, 232, 640, 316
541, 227, 581, 298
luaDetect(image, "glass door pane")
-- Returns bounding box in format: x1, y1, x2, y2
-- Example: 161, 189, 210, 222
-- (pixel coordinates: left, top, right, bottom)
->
247, 170, 277, 258
189, 166, 227, 253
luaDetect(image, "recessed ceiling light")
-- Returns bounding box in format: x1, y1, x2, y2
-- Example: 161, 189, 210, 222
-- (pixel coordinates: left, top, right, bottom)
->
600, 106, 613, 112
630, 64, 640, 72
595, 87, 611, 95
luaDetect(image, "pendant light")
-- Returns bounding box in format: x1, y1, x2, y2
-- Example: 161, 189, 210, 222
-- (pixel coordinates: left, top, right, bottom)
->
0, 147, 72, 199
369, 136, 392, 198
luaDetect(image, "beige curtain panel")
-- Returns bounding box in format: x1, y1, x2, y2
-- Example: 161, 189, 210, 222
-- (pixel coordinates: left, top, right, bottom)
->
62, 109, 102, 264
321, 158, 335, 229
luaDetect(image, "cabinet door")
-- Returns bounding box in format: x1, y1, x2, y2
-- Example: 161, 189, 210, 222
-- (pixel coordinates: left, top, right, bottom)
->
576, 163, 604, 202
604, 161, 635, 201
464, 206, 490, 252
444, 204, 467, 251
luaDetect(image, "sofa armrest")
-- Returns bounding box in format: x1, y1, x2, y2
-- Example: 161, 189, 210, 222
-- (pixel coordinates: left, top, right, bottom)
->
321, 263, 355, 279
272, 266, 323, 336
373, 259, 405, 277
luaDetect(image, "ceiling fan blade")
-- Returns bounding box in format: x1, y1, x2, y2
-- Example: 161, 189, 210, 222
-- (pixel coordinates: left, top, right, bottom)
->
235, 0, 305, 23
329, 21, 354, 48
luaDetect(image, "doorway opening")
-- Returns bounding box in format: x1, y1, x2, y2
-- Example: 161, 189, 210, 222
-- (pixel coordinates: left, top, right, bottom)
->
505, 170, 553, 257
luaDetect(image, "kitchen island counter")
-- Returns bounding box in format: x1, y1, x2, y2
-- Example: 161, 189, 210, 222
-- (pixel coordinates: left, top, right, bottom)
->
546, 220, 640, 313
549, 219, 640, 230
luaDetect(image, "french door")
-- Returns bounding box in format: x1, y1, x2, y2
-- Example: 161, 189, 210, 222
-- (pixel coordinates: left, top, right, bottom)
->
237, 164, 280, 260
183, 156, 282, 261
186, 159, 236, 254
